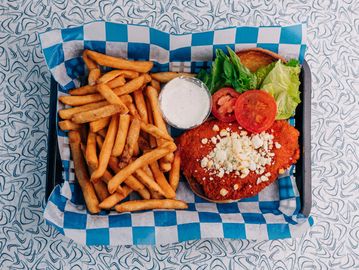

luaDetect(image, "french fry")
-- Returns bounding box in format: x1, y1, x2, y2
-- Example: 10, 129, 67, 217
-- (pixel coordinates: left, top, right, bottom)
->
150, 79, 161, 91
128, 103, 141, 119
159, 161, 172, 172
59, 94, 105, 106
116, 92, 139, 119
72, 104, 121, 124
169, 151, 181, 191
143, 164, 163, 199
138, 189, 151, 199
108, 156, 149, 199
80, 144, 111, 202
100, 169, 112, 181
135, 169, 165, 196
112, 114, 131, 157
68, 131, 100, 214
107, 142, 176, 194
112, 75, 146, 96
86, 164, 111, 202
78, 125, 88, 145
99, 71, 139, 87
58, 120, 81, 131
90, 116, 111, 133
96, 83, 129, 114
119, 94, 132, 106
93, 181, 110, 202
149, 161, 176, 199
107, 156, 120, 171
145, 97, 157, 149
114, 70, 139, 80
146, 86, 168, 135
86, 132, 98, 169
140, 122, 173, 141
127, 176, 150, 199
100, 170, 125, 195
69, 85, 98, 96
142, 164, 154, 179
143, 74, 152, 83
99, 185, 132, 209
150, 72, 196, 83
83, 50, 98, 70
96, 134, 104, 148
88, 68, 101, 86
160, 148, 174, 164
107, 75, 126, 88
86, 50, 153, 73
99, 192, 123, 209
146, 86, 174, 163
133, 141, 140, 156
81, 144, 112, 202
91, 115, 118, 181
97, 70, 124, 84
115, 199, 188, 212
133, 90, 148, 123
58, 100, 109, 120
149, 190, 164, 199
59, 84, 140, 107
121, 118, 141, 163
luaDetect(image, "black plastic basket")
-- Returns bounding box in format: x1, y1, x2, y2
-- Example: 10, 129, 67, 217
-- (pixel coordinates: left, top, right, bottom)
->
45, 61, 312, 216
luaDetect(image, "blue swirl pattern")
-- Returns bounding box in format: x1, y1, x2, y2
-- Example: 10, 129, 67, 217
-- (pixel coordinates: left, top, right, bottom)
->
0, 0, 358, 269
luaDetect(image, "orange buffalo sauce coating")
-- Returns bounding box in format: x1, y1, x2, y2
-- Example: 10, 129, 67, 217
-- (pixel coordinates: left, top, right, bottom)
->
177, 119, 300, 201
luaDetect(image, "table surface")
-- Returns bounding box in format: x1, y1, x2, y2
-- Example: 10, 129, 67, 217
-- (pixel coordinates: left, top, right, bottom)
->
1, 1, 357, 269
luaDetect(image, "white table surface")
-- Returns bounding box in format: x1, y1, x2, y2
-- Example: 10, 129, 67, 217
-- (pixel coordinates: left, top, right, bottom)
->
0, 1, 357, 269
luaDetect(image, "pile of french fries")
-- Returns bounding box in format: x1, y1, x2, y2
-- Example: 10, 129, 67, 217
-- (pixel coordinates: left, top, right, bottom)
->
58, 50, 194, 214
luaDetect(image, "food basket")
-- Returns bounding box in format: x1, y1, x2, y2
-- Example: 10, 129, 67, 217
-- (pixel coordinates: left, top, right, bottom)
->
42, 21, 313, 245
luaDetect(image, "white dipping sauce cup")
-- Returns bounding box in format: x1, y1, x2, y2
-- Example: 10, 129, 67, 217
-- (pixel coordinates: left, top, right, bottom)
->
159, 77, 212, 130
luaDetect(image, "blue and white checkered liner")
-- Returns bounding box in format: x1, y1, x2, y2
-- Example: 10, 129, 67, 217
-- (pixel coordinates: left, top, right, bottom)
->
40, 21, 313, 245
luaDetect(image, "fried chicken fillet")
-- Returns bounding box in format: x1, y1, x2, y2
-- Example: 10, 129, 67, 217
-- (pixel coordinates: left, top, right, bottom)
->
177, 119, 300, 201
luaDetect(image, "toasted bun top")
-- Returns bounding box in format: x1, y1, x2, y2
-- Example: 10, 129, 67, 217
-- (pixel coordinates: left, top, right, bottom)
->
236, 47, 287, 72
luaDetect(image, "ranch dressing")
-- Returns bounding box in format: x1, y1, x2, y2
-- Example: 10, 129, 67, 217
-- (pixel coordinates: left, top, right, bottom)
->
159, 77, 212, 129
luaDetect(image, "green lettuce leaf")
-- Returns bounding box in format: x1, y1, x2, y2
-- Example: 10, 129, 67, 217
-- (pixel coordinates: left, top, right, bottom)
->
197, 49, 227, 94
255, 58, 300, 88
255, 61, 276, 88
209, 49, 227, 93
197, 69, 211, 88
285, 58, 300, 67
261, 60, 301, 119
196, 48, 257, 94
227, 47, 257, 92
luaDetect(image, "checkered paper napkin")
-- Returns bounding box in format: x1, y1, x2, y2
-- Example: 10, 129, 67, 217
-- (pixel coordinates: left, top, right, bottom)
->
40, 21, 313, 246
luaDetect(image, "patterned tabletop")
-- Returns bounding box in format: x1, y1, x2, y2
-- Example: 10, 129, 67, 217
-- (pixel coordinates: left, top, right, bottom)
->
0, 1, 357, 269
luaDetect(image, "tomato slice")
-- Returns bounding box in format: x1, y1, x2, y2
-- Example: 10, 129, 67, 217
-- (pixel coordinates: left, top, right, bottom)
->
234, 90, 277, 133
212, 88, 240, 122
